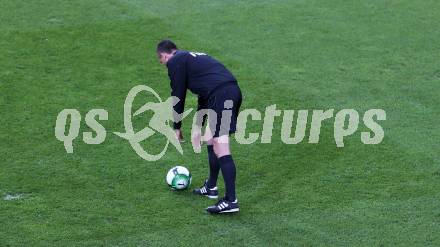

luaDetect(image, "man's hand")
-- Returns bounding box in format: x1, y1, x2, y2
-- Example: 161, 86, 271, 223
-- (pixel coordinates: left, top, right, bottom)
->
191, 128, 202, 153
175, 129, 184, 143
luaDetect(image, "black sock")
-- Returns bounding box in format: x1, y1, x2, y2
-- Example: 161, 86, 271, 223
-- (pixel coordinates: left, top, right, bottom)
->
206, 145, 220, 188
218, 155, 236, 202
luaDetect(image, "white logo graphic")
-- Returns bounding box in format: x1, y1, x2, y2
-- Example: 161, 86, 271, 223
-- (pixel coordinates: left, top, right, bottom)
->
114, 85, 192, 161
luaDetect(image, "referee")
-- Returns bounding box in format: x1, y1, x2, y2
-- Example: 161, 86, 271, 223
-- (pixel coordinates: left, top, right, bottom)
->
157, 40, 242, 214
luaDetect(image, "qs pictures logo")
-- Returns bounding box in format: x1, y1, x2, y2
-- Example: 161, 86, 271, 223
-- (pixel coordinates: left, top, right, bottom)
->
55, 85, 386, 161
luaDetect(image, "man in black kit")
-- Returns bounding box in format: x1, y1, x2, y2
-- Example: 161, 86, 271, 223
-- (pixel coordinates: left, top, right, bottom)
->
156, 40, 242, 214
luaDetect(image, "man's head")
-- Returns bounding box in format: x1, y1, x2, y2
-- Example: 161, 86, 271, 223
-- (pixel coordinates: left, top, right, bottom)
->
157, 39, 177, 65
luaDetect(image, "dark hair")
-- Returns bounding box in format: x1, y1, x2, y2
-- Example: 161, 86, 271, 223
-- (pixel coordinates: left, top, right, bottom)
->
157, 39, 177, 54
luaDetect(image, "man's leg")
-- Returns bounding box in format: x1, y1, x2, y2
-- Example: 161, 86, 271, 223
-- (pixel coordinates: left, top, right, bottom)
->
206, 135, 239, 213
213, 135, 236, 202
206, 84, 241, 213
205, 137, 220, 188
193, 128, 219, 198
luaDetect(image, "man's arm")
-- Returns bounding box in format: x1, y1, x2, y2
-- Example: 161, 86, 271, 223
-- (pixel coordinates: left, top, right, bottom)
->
168, 58, 187, 130
196, 96, 205, 111
196, 96, 207, 127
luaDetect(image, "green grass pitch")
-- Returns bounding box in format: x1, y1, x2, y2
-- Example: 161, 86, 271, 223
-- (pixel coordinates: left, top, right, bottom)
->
1, 0, 440, 246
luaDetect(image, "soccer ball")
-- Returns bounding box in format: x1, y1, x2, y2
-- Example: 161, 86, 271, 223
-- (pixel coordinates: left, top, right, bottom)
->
166, 166, 192, 190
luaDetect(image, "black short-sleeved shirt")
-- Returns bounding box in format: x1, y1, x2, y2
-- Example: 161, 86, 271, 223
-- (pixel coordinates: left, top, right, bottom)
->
166, 50, 237, 129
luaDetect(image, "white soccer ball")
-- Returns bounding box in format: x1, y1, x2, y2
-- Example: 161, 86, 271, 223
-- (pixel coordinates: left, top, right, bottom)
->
166, 166, 192, 190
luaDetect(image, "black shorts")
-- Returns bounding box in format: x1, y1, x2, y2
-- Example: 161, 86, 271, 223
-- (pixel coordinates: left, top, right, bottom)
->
202, 83, 242, 137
